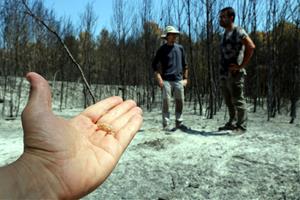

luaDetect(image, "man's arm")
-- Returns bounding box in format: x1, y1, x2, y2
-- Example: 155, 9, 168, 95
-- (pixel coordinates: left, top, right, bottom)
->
181, 45, 189, 86
240, 36, 255, 68
229, 36, 255, 72
182, 66, 189, 87
152, 48, 164, 88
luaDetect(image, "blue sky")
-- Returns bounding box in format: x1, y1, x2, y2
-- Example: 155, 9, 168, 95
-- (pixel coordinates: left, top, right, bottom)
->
42, 0, 296, 35
43, 0, 113, 34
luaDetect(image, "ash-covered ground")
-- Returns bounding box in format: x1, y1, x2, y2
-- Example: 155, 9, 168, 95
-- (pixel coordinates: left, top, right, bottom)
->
1, 105, 299, 200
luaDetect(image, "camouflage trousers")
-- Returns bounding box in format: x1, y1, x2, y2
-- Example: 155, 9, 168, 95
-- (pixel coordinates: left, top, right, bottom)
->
220, 72, 247, 130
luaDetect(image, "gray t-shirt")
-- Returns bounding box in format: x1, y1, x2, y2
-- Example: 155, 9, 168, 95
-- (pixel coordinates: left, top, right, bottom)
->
152, 43, 187, 81
220, 26, 248, 75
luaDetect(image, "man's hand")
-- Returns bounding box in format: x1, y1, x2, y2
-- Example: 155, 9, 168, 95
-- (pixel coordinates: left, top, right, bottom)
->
158, 79, 164, 88
182, 79, 188, 87
229, 63, 241, 74
1, 72, 143, 199
155, 72, 164, 88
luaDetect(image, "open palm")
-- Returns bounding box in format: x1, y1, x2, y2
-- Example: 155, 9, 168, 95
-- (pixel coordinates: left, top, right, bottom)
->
19, 72, 142, 199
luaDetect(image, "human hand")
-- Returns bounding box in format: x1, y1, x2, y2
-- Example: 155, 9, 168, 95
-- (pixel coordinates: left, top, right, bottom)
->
229, 63, 241, 74
155, 72, 164, 88
4, 72, 143, 199
182, 79, 188, 87
158, 80, 164, 88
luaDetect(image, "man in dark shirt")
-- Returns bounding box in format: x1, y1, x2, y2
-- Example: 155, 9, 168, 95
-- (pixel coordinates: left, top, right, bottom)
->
152, 26, 189, 131
218, 7, 255, 132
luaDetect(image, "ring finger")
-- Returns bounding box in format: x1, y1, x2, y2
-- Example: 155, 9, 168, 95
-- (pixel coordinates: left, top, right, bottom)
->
110, 106, 142, 132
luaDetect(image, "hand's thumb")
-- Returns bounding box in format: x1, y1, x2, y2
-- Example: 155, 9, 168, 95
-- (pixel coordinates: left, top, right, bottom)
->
23, 72, 52, 114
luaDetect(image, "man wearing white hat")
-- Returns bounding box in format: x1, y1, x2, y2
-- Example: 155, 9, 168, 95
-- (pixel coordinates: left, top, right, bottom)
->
152, 26, 189, 131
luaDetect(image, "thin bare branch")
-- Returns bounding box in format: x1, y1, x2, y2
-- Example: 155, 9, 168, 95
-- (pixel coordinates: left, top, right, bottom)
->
21, 0, 96, 104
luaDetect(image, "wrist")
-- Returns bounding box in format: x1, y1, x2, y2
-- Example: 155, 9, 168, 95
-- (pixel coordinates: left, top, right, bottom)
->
0, 163, 19, 199
0, 154, 60, 199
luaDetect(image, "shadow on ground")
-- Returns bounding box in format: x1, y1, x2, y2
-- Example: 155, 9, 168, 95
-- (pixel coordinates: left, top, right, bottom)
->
167, 127, 230, 136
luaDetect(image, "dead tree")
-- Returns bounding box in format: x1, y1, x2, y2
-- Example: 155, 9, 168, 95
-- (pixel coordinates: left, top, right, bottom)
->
112, 0, 131, 100
140, 0, 157, 110
289, 1, 300, 123
79, 2, 97, 107
0, 0, 28, 118
185, 0, 203, 115
266, 0, 276, 120
205, 0, 216, 119
22, 0, 96, 104
250, 0, 259, 112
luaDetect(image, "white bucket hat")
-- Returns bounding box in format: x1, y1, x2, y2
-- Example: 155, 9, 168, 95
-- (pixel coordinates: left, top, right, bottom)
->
161, 25, 180, 38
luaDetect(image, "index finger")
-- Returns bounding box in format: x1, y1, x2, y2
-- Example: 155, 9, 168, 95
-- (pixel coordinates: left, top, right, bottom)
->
81, 96, 123, 123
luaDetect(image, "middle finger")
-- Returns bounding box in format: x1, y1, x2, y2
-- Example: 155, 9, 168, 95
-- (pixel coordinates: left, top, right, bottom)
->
97, 100, 137, 124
